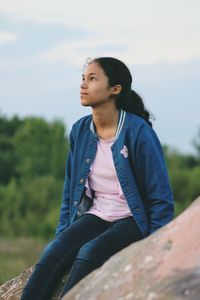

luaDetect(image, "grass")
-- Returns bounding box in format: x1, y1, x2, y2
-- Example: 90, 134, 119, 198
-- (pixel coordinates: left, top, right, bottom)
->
0, 237, 48, 285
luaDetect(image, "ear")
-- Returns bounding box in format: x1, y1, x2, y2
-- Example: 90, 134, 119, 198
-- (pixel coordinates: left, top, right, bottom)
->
112, 84, 122, 95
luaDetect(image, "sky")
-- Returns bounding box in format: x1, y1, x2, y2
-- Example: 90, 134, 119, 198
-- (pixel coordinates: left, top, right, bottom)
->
0, 0, 200, 154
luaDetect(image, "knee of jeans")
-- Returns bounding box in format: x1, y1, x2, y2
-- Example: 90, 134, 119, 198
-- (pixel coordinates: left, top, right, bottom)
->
76, 241, 99, 265
39, 239, 64, 263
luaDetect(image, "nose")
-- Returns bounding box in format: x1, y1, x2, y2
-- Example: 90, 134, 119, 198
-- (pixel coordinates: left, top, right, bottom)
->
80, 80, 87, 89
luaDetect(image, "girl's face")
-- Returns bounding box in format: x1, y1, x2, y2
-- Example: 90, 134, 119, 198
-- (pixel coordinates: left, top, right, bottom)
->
80, 62, 115, 108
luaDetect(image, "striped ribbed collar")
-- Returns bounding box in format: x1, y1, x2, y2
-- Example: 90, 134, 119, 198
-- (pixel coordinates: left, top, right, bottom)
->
90, 109, 126, 142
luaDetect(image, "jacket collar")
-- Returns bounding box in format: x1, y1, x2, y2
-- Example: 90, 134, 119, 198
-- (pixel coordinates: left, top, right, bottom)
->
90, 109, 126, 142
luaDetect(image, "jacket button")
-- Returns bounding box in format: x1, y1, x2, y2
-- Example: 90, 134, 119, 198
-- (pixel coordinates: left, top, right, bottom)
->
74, 201, 78, 206
80, 178, 84, 184
86, 158, 91, 163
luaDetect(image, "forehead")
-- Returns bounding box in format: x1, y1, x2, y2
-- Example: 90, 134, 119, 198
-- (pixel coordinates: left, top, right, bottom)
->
82, 62, 105, 76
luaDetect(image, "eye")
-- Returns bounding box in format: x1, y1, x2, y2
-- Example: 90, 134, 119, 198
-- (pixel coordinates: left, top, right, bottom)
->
90, 76, 96, 81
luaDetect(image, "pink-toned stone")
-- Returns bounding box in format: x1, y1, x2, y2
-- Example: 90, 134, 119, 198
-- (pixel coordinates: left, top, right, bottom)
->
63, 196, 200, 300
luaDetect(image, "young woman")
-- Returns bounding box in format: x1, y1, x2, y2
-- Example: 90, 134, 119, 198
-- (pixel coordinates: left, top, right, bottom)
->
21, 57, 174, 300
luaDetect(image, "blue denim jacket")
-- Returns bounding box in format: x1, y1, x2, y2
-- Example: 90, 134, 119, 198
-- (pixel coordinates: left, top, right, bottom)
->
55, 111, 174, 238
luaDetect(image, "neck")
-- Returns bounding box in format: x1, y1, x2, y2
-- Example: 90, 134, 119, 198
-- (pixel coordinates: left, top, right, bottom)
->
92, 103, 119, 139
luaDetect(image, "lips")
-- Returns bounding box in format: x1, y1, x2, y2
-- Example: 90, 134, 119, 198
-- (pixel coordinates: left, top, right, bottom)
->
80, 92, 88, 96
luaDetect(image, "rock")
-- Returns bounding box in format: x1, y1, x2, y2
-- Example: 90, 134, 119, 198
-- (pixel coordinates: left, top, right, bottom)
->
62, 196, 200, 300
0, 268, 69, 299
1, 196, 200, 300
0, 268, 33, 300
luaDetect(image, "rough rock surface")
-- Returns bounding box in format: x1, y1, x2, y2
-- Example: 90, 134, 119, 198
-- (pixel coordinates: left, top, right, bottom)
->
0, 268, 33, 300
0, 196, 200, 300
63, 196, 200, 300
0, 267, 68, 300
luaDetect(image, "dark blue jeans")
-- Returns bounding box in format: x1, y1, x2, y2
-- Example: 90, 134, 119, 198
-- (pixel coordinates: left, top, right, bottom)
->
21, 214, 143, 300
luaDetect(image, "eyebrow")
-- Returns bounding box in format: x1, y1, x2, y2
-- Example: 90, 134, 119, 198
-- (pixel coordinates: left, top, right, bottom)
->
82, 72, 97, 77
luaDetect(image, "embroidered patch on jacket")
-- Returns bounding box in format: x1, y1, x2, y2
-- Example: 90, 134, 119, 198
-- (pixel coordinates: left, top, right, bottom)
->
120, 145, 128, 158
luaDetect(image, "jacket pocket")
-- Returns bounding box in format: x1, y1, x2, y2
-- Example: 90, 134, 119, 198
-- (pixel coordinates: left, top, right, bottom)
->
76, 189, 93, 220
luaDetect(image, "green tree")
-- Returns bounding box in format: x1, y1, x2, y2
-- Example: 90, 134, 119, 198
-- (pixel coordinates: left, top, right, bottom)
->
1, 113, 199, 239
0, 114, 23, 184
163, 141, 200, 216
192, 126, 200, 159
0, 114, 69, 238
13, 117, 68, 180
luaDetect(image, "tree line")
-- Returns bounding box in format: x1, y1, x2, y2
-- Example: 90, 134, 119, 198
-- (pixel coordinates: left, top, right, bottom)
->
0, 113, 199, 239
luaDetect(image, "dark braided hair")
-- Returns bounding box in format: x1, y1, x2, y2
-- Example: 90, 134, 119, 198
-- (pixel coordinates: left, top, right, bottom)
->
86, 57, 154, 126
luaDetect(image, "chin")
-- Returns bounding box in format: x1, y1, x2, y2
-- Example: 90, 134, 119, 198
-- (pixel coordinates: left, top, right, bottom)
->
81, 104, 90, 107
80, 100, 90, 107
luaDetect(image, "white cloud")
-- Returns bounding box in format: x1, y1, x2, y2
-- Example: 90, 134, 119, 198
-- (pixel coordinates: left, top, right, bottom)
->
0, 0, 200, 64
0, 31, 19, 45
37, 32, 200, 66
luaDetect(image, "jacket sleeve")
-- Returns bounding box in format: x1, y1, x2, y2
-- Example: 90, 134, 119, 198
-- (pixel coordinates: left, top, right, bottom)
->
135, 123, 174, 234
55, 127, 75, 237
